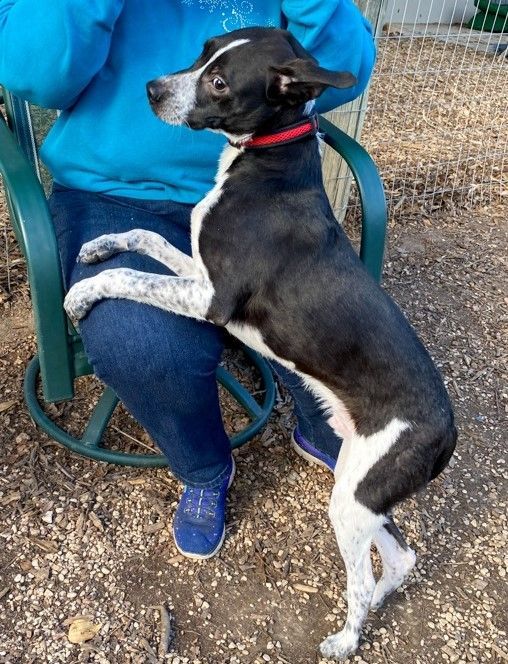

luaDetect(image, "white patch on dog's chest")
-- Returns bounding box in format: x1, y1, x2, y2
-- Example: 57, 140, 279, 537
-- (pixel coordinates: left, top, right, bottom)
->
190, 143, 242, 279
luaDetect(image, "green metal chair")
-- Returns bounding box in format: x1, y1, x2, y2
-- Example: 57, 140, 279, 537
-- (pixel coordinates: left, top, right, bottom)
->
0, 88, 387, 467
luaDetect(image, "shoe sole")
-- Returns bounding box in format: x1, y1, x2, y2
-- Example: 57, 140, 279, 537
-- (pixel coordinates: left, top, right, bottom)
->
291, 431, 333, 473
173, 458, 236, 561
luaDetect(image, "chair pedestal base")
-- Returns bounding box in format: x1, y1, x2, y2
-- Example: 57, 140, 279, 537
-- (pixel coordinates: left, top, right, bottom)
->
24, 347, 275, 467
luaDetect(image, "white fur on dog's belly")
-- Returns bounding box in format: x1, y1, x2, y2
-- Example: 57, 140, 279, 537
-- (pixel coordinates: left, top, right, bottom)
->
226, 321, 356, 441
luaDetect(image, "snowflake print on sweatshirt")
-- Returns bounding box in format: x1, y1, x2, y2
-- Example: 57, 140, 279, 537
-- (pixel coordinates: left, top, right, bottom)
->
181, 0, 275, 31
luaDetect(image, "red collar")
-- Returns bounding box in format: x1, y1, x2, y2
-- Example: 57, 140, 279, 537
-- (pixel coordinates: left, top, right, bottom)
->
230, 115, 319, 150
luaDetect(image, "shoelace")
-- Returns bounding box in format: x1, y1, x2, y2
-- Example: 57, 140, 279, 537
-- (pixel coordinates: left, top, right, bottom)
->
183, 487, 221, 520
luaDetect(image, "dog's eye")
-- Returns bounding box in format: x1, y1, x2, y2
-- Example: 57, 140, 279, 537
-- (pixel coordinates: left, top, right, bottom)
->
212, 76, 227, 91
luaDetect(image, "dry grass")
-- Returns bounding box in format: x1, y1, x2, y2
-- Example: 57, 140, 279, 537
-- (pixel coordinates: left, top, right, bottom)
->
324, 31, 508, 219
365, 33, 508, 212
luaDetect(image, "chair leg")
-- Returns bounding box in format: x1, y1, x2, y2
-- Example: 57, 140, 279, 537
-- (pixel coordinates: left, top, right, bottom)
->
81, 386, 120, 448
218, 346, 276, 449
24, 349, 275, 467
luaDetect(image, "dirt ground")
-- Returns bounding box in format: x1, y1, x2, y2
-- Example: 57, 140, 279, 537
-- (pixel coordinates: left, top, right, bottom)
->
0, 188, 507, 664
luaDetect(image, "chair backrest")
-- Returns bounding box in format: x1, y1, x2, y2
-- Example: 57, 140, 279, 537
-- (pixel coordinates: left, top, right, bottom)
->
2, 89, 56, 195
1, 87, 78, 402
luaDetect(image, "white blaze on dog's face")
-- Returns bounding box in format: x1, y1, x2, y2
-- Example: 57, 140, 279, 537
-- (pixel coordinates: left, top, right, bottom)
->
146, 37, 250, 127
146, 27, 357, 136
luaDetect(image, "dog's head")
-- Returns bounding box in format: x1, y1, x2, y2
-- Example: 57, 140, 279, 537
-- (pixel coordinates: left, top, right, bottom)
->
147, 27, 356, 138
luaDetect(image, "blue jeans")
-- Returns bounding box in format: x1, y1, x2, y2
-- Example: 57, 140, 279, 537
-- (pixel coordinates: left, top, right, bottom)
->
49, 185, 340, 486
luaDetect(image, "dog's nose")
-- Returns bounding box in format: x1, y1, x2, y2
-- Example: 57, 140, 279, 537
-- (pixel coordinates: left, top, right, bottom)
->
146, 80, 165, 103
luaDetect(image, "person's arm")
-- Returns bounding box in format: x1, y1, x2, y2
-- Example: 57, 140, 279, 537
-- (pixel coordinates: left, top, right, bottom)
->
282, 0, 376, 112
0, 0, 124, 108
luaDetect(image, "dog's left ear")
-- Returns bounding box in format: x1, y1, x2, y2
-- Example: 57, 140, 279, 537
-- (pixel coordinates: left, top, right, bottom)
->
266, 59, 357, 106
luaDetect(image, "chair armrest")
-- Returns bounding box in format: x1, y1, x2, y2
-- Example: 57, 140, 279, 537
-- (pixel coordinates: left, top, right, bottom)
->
318, 115, 387, 283
0, 112, 74, 401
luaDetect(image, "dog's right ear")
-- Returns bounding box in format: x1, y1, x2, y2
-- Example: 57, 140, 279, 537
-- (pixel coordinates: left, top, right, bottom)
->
266, 59, 357, 106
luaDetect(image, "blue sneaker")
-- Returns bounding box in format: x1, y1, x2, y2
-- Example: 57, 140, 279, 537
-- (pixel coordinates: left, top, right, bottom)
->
173, 458, 235, 560
291, 428, 336, 472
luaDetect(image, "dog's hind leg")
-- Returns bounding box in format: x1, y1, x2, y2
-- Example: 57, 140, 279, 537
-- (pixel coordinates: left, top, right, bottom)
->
78, 230, 199, 278
320, 482, 383, 660
370, 516, 416, 610
320, 418, 412, 660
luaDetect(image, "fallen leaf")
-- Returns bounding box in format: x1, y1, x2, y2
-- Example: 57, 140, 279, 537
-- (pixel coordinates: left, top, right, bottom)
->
157, 604, 175, 658
18, 560, 32, 573
67, 618, 101, 644
75, 512, 86, 535
0, 400, 16, 413
0, 491, 21, 506
167, 555, 185, 564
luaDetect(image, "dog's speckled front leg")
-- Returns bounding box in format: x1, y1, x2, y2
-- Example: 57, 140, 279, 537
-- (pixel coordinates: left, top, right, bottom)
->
64, 267, 214, 323
78, 229, 199, 278
64, 275, 107, 323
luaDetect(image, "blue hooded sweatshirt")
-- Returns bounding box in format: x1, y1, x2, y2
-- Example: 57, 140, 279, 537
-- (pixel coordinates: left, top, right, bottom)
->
0, 0, 375, 203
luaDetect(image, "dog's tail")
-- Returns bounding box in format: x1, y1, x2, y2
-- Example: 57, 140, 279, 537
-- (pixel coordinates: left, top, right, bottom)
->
430, 422, 457, 481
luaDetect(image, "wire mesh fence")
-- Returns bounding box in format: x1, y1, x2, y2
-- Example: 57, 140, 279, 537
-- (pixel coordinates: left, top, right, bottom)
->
1, 1, 507, 298
324, 0, 508, 221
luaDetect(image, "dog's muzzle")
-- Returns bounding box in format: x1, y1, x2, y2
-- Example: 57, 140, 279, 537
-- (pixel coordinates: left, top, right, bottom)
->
146, 71, 200, 126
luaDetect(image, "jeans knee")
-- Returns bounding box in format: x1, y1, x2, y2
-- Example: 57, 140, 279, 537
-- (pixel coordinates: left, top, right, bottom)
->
79, 298, 224, 404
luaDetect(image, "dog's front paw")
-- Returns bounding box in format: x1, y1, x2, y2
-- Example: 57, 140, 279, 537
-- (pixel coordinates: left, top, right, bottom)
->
78, 234, 126, 264
64, 279, 102, 323
319, 630, 359, 661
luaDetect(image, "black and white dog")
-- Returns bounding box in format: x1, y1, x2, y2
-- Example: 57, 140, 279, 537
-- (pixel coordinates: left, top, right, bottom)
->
64, 28, 457, 660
